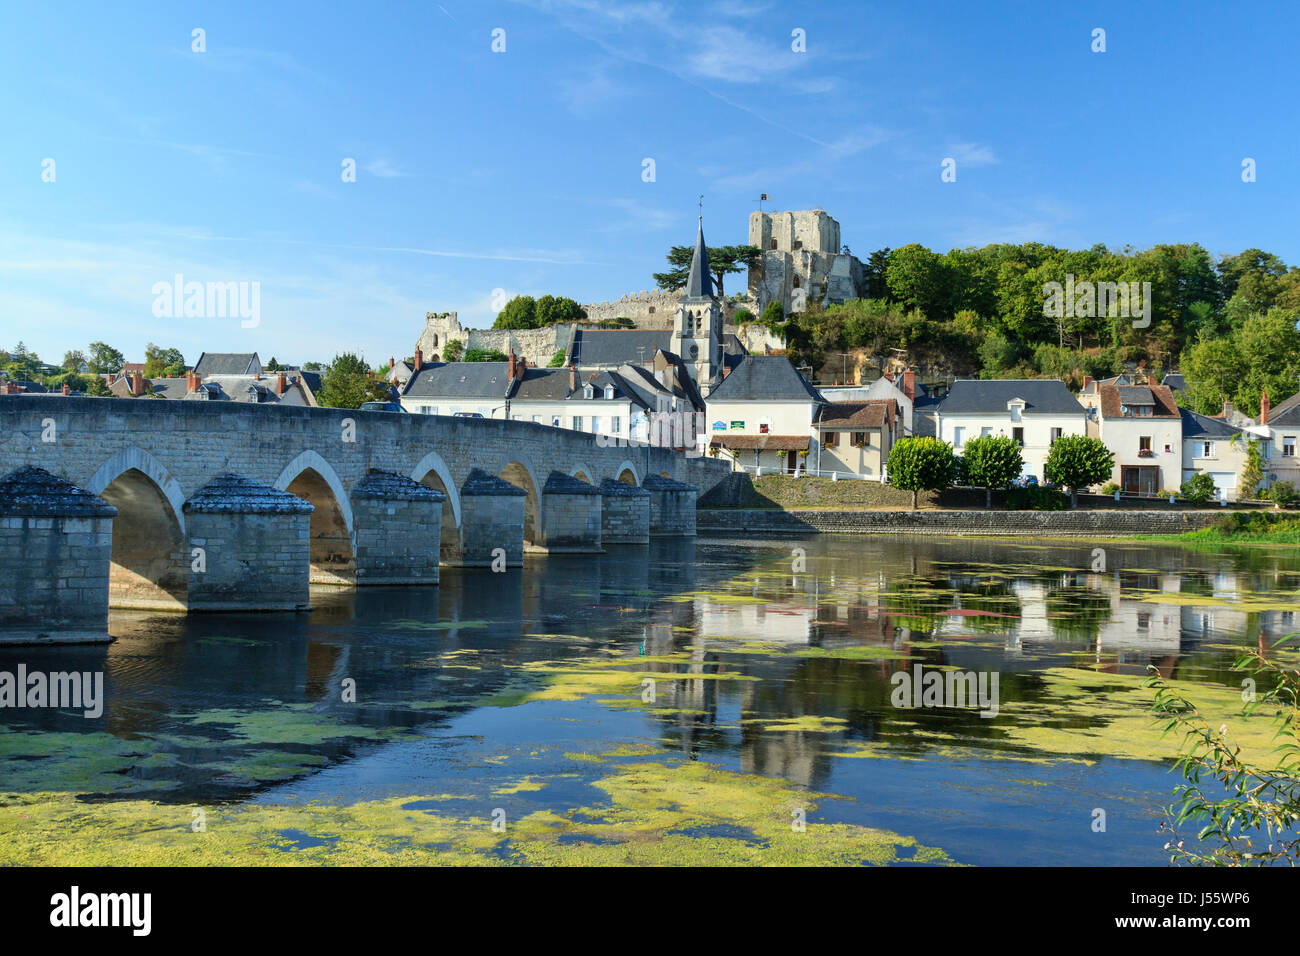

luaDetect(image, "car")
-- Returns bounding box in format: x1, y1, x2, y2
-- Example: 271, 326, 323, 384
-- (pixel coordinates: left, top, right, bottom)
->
452, 411, 484, 418
358, 401, 406, 413
1011, 474, 1039, 489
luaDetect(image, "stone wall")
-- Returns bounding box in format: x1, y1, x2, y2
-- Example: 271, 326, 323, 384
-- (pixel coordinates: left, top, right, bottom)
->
696, 509, 1227, 537
0, 515, 114, 643
186, 511, 311, 611
582, 290, 681, 327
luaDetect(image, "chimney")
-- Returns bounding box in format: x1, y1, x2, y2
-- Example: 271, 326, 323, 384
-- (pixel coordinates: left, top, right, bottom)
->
1082, 375, 1092, 390
1222, 399, 1234, 420
1261, 390, 1271, 425
62, 383, 70, 396
277, 372, 287, 395
569, 363, 577, 393
3, 382, 17, 395
414, 348, 423, 372
131, 371, 144, 397
508, 348, 517, 380
722, 364, 731, 379
389, 356, 395, 370
515, 356, 527, 380
902, 368, 916, 402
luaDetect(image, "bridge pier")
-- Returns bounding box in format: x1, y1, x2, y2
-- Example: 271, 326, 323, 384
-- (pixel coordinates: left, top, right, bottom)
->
598, 478, 650, 544
457, 468, 526, 567
183, 474, 314, 612
642, 475, 698, 536
0, 467, 116, 645
539, 471, 603, 552
351, 469, 446, 585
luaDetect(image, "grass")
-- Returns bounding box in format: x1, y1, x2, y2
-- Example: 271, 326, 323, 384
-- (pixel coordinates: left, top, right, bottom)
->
1140, 511, 1300, 545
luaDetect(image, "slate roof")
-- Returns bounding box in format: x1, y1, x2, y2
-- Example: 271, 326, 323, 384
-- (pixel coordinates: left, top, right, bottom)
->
709, 434, 813, 452
0, 466, 117, 517
938, 379, 1084, 416
183, 474, 313, 515
461, 468, 527, 497
817, 400, 894, 429
1099, 382, 1179, 419
1180, 407, 1242, 440
402, 362, 513, 399
684, 219, 714, 299
599, 478, 650, 497
352, 469, 447, 502
192, 352, 260, 376
542, 470, 599, 495
569, 330, 672, 367
1163, 373, 1187, 393
1269, 390, 1300, 426
1118, 386, 1155, 405
706, 356, 824, 403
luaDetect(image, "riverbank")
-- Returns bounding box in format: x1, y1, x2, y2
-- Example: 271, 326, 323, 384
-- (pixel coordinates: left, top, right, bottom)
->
1137, 511, 1300, 545
697, 508, 1224, 537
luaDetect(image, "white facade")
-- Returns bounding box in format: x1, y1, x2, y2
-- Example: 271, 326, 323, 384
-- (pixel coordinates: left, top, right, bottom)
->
937, 403, 1087, 482
1099, 416, 1184, 494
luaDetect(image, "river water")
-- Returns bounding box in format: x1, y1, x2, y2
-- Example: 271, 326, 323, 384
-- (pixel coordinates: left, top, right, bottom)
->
2, 534, 1298, 865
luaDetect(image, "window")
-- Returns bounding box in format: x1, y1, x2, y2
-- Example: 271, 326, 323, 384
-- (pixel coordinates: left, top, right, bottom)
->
791, 240, 803, 250
1285, 437, 1296, 457
531, 415, 541, 424
611, 417, 621, 434
1050, 427, 1063, 444
953, 427, 965, 447
572, 416, 583, 431
551, 415, 561, 428
604, 385, 615, 400
759, 422, 770, 434
1139, 436, 1152, 455
981, 427, 992, 438
422, 406, 433, 415
591, 416, 602, 432
1200, 441, 1214, 458
769, 239, 777, 250
852, 432, 868, 447
583, 384, 593, 399
1012, 427, 1024, 446
823, 431, 839, 448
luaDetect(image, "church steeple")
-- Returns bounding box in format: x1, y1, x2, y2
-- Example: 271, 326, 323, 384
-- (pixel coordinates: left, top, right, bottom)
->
684, 217, 713, 299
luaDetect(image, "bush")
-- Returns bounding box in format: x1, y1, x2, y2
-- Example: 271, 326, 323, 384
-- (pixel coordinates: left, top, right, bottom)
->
1267, 481, 1299, 508
1180, 472, 1218, 505
1100, 482, 1120, 495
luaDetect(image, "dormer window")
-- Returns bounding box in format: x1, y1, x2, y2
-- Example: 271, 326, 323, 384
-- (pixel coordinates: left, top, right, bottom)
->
583, 384, 594, 400
604, 385, 615, 400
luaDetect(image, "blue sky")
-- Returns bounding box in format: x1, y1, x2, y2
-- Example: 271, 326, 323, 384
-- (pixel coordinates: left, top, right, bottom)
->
1, 0, 1296, 367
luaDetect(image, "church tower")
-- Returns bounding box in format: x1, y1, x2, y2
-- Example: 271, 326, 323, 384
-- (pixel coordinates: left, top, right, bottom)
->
673, 217, 722, 394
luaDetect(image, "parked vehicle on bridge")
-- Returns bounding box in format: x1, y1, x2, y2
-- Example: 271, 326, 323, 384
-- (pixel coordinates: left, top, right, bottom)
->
452, 411, 484, 418
358, 401, 406, 413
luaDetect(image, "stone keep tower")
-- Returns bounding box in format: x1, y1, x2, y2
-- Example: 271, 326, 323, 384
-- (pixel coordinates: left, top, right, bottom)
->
673, 218, 722, 394
416, 311, 465, 361
747, 208, 865, 316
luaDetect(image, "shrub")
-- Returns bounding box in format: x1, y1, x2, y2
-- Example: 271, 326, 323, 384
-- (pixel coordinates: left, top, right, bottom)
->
1005, 486, 1068, 511
1180, 472, 1218, 505
1100, 482, 1120, 495
1267, 481, 1299, 508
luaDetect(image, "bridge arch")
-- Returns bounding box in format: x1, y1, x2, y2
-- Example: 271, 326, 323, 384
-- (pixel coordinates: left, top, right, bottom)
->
497, 456, 543, 547
410, 450, 462, 564
275, 450, 356, 584
615, 459, 641, 486
570, 462, 596, 485
87, 448, 188, 610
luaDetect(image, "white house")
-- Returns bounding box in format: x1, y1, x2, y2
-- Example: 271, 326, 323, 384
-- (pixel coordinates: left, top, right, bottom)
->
934, 379, 1088, 482
706, 356, 825, 474
1094, 382, 1183, 495
1180, 407, 1248, 500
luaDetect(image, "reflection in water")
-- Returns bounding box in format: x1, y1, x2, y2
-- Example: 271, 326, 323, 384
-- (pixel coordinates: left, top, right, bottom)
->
1, 534, 1297, 864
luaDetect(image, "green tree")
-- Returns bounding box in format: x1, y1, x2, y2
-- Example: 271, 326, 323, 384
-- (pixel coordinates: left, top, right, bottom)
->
143, 343, 186, 378
85, 377, 111, 397
4, 342, 41, 381
759, 300, 785, 333
442, 340, 464, 362
265, 356, 282, 371
653, 244, 761, 298
463, 348, 508, 362
534, 295, 587, 327
318, 353, 387, 408
962, 435, 1024, 509
887, 437, 958, 510
1044, 434, 1114, 508
1239, 438, 1265, 499
61, 349, 88, 372
547, 349, 566, 368
493, 295, 537, 330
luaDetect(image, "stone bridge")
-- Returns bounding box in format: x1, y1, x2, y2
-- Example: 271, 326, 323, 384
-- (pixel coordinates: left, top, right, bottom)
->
0, 397, 727, 643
